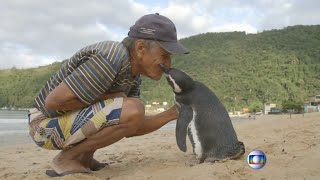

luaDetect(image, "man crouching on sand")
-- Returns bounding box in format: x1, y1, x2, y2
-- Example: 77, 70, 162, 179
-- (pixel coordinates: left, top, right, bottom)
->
28, 13, 189, 177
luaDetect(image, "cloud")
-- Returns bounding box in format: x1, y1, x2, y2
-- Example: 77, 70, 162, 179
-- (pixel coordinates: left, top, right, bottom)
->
0, 42, 56, 69
196, 0, 320, 30
0, 0, 149, 69
257, 0, 320, 30
161, 2, 213, 38
169, 0, 320, 31
0, 0, 319, 69
159, 1, 258, 37
209, 23, 258, 34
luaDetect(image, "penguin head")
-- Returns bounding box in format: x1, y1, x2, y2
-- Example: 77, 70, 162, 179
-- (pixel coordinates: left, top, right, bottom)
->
159, 64, 195, 94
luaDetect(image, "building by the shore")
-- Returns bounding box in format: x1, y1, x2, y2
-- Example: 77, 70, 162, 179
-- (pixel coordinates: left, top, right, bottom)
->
264, 103, 277, 114
304, 95, 320, 113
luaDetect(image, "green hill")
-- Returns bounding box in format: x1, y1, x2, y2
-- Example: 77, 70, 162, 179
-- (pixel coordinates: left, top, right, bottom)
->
1, 25, 320, 111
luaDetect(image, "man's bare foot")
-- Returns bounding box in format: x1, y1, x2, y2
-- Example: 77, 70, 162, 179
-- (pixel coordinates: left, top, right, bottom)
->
90, 158, 109, 171
79, 155, 108, 171
51, 152, 89, 175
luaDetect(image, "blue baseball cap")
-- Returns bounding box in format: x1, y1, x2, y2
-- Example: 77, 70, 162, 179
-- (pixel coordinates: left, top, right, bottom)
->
128, 13, 189, 54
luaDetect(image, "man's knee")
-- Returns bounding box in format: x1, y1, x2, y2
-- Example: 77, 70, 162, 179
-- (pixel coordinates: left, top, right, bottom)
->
119, 98, 145, 136
122, 98, 145, 119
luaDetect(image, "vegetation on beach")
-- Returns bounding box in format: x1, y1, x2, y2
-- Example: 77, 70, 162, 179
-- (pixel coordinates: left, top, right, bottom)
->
0, 25, 319, 111
282, 99, 304, 112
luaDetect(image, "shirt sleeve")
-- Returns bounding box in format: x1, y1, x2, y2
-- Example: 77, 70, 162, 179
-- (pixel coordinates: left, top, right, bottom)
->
63, 42, 127, 105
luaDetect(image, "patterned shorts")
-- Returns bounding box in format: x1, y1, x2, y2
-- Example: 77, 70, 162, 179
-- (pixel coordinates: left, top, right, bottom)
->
28, 97, 123, 150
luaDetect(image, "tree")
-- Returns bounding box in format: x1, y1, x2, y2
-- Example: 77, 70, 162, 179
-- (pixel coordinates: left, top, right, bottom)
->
282, 99, 304, 113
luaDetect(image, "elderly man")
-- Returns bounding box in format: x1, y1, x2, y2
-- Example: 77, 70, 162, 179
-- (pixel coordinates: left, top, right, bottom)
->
28, 13, 189, 177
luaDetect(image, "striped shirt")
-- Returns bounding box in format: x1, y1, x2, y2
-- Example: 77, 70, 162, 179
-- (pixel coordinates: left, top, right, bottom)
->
33, 41, 141, 117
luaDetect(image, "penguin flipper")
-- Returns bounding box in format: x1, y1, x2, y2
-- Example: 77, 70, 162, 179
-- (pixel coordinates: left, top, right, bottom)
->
176, 104, 193, 152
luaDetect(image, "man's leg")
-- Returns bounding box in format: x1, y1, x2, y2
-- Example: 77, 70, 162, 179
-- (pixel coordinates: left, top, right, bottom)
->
51, 98, 145, 174
78, 103, 179, 171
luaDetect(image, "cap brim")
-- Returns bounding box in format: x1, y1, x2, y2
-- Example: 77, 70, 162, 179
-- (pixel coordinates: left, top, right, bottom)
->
157, 41, 189, 54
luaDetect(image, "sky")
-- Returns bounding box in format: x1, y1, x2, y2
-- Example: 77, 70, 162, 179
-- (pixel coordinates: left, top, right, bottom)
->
1, 0, 319, 69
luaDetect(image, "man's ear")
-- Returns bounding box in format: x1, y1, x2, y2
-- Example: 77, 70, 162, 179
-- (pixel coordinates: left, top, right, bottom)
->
135, 39, 145, 58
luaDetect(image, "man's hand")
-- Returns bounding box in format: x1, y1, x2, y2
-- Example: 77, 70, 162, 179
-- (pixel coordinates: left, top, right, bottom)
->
131, 105, 179, 137
164, 105, 179, 120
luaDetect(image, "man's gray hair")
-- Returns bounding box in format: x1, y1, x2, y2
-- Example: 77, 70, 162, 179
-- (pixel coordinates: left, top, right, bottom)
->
122, 37, 158, 52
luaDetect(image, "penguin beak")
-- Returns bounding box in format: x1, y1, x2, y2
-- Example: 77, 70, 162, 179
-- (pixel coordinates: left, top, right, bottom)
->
159, 64, 169, 74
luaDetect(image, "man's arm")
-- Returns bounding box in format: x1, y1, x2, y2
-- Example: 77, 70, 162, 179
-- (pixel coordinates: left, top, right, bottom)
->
131, 105, 179, 137
45, 81, 126, 111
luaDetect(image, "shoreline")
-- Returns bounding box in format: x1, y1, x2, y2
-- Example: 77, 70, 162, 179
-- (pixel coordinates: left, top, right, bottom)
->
0, 112, 315, 146
0, 114, 253, 146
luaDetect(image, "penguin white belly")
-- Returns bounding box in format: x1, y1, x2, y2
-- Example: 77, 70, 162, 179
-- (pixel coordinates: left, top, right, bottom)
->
188, 110, 202, 158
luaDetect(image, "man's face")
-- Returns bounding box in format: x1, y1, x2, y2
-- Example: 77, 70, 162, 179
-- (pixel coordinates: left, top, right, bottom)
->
140, 42, 171, 80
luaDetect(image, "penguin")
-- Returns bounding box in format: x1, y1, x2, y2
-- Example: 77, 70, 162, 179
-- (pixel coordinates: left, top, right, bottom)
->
159, 64, 245, 163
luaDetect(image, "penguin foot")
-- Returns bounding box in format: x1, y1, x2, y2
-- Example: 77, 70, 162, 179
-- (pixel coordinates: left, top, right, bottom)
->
229, 150, 245, 160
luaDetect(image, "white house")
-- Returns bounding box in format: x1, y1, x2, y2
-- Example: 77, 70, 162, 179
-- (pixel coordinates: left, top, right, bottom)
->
264, 103, 276, 114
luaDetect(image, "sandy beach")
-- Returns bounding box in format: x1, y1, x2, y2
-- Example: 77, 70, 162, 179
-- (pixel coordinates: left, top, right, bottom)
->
0, 112, 319, 180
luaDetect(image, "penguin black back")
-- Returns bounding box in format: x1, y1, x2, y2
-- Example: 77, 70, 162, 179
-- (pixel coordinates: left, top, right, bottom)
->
159, 64, 245, 163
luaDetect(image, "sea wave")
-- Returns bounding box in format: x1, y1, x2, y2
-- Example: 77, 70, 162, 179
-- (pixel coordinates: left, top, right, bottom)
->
0, 119, 28, 124
0, 130, 28, 135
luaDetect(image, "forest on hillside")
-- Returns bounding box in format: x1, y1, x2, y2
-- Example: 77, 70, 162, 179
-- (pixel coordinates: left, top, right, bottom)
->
1, 25, 319, 111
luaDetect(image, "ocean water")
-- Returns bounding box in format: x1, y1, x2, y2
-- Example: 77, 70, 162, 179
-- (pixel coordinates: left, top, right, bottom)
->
0, 110, 29, 134
0, 110, 249, 145
0, 110, 31, 145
